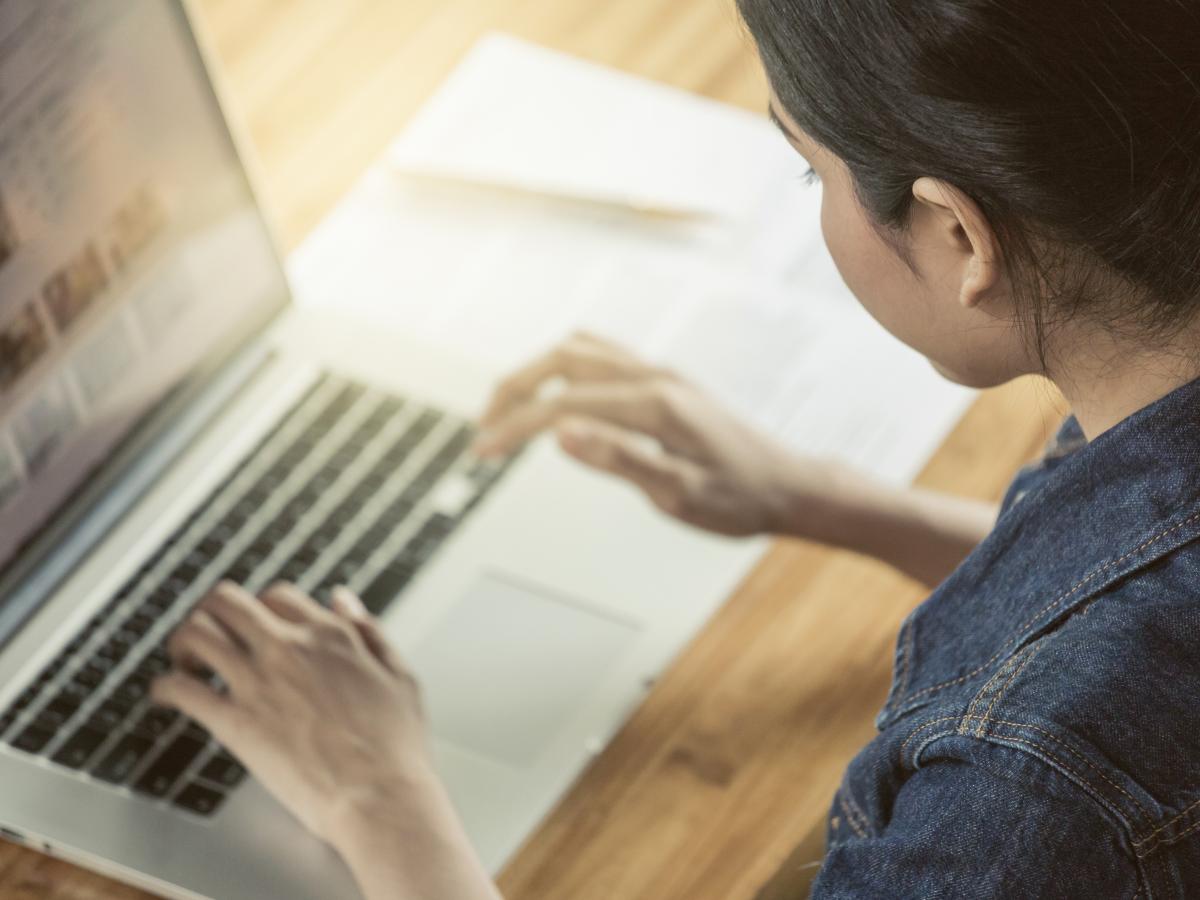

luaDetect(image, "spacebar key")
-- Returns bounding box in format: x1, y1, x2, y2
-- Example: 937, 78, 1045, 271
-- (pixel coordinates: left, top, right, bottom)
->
359, 565, 414, 614
133, 734, 205, 798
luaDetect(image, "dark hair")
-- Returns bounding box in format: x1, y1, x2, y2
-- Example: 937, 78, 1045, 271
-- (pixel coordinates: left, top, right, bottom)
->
737, 0, 1200, 359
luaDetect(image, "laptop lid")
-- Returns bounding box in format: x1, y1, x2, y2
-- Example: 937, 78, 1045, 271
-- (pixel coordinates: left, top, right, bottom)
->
0, 0, 292, 643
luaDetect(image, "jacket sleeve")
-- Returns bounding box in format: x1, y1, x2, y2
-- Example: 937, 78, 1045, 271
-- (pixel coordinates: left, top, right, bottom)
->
811, 755, 1142, 899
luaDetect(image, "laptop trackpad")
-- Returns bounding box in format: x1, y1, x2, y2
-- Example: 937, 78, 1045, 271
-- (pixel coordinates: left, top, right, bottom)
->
408, 574, 640, 768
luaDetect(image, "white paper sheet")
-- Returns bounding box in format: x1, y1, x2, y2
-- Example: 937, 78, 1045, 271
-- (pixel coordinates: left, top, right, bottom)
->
389, 34, 805, 226
288, 34, 975, 487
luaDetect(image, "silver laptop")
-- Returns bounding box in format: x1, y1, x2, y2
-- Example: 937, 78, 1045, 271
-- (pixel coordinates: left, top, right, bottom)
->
0, 2, 764, 897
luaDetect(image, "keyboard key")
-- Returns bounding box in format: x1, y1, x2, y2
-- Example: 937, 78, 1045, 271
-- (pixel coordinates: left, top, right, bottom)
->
144, 646, 171, 670
196, 535, 224, 558
357, 470, 389, 495
275, 560, 309, 583
424, 513, 457, 539
12, 721, 55, 754
323, 560, 359, 587
99, 686, 138, 718
44, 687, 87, 721
326, 501, 358, 528
133, 734, 206, 798
223, 562, 254, 583
72, 664, 106, 690
171, 558, 205, 584
113, 675, 150, 707
37, 657, 67, 682
33, 703, 71, 729
93, 732, 155, 784
174, 782, 226, 816
89, 703, 127, 731
131, 706, 179, 739
10, 686, 38, 713
378, 500, 415, 527
134, 652, 171, 678
358, 523, 394, 552
52, 725, 107, 769
198, 751, 246, 789
110, 630, 140, 652
97, 635, 134, 665
141, 588, 176, 613
404, 520, 448, 567
124, 611, 158, 637
360, 565, 414, 614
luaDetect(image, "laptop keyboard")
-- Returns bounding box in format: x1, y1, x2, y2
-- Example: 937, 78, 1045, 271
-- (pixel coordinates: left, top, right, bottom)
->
0, 374, 511, 817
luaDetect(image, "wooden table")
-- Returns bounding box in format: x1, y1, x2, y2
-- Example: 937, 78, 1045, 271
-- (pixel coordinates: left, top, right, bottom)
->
0, 1, 1064, 896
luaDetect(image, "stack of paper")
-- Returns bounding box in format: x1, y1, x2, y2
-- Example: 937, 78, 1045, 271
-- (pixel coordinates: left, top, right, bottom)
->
288, 34, 974, 486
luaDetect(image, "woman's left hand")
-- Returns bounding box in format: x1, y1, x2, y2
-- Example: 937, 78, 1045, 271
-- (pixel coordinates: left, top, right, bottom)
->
151, 581, 431, 848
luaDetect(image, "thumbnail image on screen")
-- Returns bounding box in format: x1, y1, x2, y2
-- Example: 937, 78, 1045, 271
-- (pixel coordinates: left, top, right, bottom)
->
0, 190, 17, 270
0, 302, 50, 395
42, 244, 110, 334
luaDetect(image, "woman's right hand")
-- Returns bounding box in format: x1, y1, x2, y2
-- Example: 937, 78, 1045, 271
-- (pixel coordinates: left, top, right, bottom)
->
473, 332, 827, 538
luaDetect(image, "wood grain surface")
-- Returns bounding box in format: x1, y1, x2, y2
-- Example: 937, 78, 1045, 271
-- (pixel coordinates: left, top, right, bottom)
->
0, 1, 1063, 897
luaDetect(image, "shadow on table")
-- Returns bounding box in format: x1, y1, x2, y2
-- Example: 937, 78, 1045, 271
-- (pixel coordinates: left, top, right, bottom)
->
755, 818, 826, 900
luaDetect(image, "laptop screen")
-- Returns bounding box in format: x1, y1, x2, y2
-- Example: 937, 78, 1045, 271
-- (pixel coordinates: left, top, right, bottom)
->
0, 1, 290, 571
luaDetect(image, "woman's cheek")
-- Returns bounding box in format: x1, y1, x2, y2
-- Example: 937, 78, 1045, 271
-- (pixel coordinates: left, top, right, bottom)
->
819, 186, 923, 346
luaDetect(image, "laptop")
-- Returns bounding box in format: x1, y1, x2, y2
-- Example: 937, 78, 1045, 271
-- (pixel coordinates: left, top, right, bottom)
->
0, 2, 766, 896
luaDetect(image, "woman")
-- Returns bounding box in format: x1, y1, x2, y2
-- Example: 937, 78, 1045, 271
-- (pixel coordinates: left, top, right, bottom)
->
153, 0, 1200, 896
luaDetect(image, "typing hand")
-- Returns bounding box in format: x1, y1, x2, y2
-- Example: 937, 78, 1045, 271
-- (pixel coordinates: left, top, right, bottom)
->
153, 582, 502, 900
151, 582, 431, 847
473, 332, 822, 537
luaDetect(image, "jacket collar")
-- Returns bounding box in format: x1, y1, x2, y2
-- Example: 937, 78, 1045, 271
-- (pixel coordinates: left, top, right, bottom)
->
879, 375, 1200, 727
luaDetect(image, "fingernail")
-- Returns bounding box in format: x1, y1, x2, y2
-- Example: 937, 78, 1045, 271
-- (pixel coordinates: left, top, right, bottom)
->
332, 586, 366, 615
559, 420, 592, 450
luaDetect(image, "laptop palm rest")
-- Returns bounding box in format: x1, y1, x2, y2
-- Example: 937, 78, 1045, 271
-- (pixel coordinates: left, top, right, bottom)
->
409, 574, 640, 767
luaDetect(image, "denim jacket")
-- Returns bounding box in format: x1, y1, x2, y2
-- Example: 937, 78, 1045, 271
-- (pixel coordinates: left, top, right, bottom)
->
811, 377, 1200, 899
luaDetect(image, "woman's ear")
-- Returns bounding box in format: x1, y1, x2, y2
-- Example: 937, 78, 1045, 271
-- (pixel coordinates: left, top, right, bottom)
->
911, 177, 1003, 309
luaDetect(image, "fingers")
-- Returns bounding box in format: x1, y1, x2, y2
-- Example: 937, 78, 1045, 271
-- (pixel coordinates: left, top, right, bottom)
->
475, 381, 673, 459
151, 670, 235, 735
167, 609, 252, 686
259, 581, 323, 624
478, 333, 656, 430
198, 581, 281, 646
330, 587, 402, 673
555, 417, 703, 518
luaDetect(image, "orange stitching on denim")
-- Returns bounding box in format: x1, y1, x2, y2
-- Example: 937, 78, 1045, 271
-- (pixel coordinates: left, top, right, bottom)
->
981, 718, 1152, 827
963, 645, 1034, 736
899, 509, 1200, 705
838, 790, 867, 840
978, 642, 1046, 736
1133, 794, 1200, 850
961, 649, 1025, 735
1137, 814, 1200, 858
900, 714, 1152, 829
984, 734, 1111, 808
842, 785, 873, 838
836, 792, 862, 837
899, 716, 963, 758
